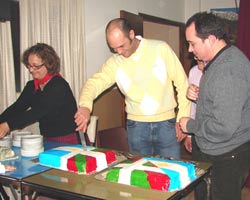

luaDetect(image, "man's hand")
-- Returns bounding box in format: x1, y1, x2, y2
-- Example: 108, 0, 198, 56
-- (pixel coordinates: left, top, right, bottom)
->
0, 122, 10, 139
184, 136, 192, 152
187, 84, 199, 101
179, 117, 190, 133
74, 107, 91, 132
175, 122, 187, 142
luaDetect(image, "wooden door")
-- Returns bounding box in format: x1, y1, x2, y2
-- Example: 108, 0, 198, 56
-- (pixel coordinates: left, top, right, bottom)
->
139, 13, 191, 75
92, 87, 125, 130
120, 10, 143, 36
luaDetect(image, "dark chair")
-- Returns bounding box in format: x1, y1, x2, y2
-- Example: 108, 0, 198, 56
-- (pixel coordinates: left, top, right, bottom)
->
97, 127, 129, 152
245, 170, 250, 188
86, 116, 99, 146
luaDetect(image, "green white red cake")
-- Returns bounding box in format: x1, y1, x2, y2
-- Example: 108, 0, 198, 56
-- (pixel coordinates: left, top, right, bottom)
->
105, 157, 196, 191
38, 145, 116, 174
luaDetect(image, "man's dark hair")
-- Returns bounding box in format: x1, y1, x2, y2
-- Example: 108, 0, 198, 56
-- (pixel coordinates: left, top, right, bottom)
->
185, 12, 227, 42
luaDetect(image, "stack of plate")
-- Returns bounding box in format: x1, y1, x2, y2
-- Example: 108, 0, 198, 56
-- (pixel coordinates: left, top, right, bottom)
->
0, 136, 12, 148
11, 131, 32, 147
20, 135, 44, 157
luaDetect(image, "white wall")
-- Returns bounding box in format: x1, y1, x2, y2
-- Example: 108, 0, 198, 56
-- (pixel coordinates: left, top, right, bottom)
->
184, 0, 239, 22
84, 0, 239, 79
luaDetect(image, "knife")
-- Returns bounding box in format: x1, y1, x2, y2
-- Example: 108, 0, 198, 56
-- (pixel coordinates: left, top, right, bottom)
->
78, 131, 87, 151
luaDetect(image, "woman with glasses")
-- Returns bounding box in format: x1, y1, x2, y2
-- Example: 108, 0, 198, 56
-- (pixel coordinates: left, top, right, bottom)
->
0, 43, 80, 144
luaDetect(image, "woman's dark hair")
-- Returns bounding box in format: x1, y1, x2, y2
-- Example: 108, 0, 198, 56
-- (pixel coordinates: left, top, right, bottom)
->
185, 12, 227, 42
22, 43, 60, 75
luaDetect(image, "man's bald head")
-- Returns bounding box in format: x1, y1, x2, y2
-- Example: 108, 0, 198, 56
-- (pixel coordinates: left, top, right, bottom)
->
105, 18, 132, 38
105, 18, 139, 57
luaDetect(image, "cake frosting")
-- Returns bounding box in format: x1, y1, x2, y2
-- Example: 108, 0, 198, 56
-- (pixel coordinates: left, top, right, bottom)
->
105, 157, 196, 191
38, 145, 116, 174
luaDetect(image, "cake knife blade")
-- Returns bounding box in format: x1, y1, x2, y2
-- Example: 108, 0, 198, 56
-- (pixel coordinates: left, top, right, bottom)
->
78, 131, 87, 151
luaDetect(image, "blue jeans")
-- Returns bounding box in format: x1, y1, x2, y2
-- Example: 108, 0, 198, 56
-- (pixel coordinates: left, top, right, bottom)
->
126, 118, 180, 159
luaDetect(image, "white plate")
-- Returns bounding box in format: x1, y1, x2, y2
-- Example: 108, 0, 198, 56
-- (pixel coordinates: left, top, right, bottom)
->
21, 147, 44, 157
21, 134, 43, 142
21, 135, 43, 150
12, 131, 32, 141
0, 136, 12, 148
12, 139, 21, 147
21, 143, 43, 150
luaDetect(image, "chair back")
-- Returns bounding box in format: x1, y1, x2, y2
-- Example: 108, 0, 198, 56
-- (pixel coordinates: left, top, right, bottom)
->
97, 127, 129, 152
86, 116, 99, 146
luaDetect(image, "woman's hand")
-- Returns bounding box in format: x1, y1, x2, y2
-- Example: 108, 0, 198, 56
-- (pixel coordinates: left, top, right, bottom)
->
0, 122, 10, 138
4, 164, 16, 172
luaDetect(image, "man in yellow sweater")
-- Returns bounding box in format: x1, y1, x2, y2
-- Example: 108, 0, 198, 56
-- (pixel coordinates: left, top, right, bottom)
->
75, 18, 190, 158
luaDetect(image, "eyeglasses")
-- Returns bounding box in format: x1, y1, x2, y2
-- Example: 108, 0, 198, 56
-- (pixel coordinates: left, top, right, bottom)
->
26, 63, 45, 70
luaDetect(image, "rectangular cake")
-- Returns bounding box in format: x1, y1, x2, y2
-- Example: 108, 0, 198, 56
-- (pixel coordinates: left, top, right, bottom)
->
104, 157, 197, 191
38, 145, 116, 174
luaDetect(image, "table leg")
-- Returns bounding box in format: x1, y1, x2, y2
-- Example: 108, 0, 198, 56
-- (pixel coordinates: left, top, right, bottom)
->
204, 170, 212, 199
0, 185, 10, 200
21, 184, 37, 200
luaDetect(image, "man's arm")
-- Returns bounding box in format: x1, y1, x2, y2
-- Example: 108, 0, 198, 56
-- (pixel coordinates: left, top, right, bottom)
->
76, 59, 117, 131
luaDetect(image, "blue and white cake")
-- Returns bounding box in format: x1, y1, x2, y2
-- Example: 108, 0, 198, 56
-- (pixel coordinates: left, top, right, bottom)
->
105, 157, 197, 191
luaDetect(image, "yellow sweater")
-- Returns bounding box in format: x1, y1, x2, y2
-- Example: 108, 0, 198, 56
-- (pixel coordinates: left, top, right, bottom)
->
79, 37, 190, 122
